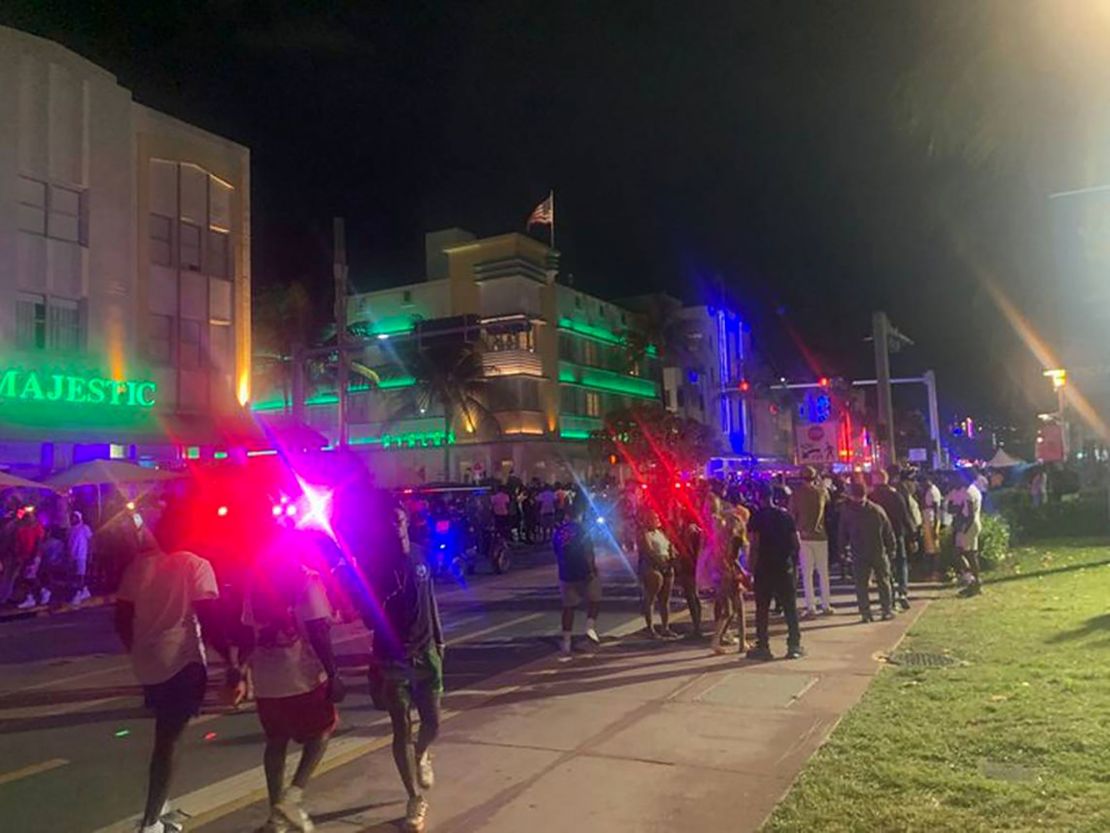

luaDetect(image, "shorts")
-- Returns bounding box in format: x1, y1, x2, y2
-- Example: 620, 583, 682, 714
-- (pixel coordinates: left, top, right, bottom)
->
372, 646, 444, 712
143, 662, 207, 727
955, 524, 981, 552
257, 683, 338, 743
560, 575, 602, 608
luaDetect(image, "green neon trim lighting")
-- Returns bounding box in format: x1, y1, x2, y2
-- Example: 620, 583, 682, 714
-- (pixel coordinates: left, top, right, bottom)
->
0, 367, 157, 408
559, 429, 592, 440
185, 446, 201, 460
350, 315, 418, 339
213, 451, 229, 460
558, 362, 658, 399
377, 376, 416, 390
556, 318, 657, 357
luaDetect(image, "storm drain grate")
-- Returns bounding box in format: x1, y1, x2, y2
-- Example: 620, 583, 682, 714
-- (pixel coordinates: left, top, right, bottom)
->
886, 651, 960, 668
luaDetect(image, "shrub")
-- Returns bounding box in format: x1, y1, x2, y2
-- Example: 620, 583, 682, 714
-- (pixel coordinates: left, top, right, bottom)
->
994, 488, 1108, 542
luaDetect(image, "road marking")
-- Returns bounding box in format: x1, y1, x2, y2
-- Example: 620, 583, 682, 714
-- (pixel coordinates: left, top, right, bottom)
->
3, 662, 130, 696
447, 612, 546, 646
0, 758, 69, 786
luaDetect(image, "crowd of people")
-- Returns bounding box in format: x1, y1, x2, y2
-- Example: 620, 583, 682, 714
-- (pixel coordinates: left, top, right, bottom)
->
0, 456, 996, 833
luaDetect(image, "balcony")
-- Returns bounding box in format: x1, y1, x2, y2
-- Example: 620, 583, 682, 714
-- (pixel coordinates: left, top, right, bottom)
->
484, 350, 544, 378
557, 360, 658, 400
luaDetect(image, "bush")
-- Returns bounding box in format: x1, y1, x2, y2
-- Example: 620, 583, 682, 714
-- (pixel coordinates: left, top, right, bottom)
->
994, 488, 1108, 542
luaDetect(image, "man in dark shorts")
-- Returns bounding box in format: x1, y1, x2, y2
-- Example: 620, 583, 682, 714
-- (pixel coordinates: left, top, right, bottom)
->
552, 497, 602, 656
746, 481, 804, 660
239, 526, 344, 832
116, 509, 235, 833
364, 503, 444, 833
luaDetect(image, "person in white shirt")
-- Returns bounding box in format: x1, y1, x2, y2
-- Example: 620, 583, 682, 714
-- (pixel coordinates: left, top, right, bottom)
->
636, 511, 677, 638
919, 476, 944, 579
67, 511, 94, 604
237, 527, 343, 833
115, 508, 233, 833
947, 478, 984, 595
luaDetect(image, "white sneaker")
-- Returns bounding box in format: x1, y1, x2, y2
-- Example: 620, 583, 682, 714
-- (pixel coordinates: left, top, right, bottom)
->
77, 587, 92, 603
822, 606, 837, 615
16, 595, 37, 610
274, 788, 313, 832
138, 822, 167, 833
404, 796, 428, 833
418, 751, 435, 789
39, 588, 52, 605
585, 627, 600, 644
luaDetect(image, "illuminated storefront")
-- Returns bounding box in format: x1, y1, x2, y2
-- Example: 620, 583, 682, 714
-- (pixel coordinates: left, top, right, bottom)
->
0, 26, 251, 472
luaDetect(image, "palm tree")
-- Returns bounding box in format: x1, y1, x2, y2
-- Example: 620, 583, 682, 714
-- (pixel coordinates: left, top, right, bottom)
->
252, 281, 318, 411
385, 340, 499, 480
621, 295, 699, 373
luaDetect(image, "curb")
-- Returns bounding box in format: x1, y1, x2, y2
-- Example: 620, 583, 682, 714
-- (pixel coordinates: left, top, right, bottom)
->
0, 595, 113, 623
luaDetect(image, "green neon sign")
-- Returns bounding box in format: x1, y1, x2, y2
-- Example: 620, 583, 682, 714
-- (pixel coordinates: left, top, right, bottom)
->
0, 368, 156, 408
559, 429, 592, 440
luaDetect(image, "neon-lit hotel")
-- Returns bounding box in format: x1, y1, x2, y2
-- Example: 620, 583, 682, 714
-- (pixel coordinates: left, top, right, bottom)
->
250, 226, 760, 484
0, 26, 251, 474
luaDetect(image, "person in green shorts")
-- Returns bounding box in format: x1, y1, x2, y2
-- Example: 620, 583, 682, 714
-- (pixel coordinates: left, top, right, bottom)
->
364, 502, 445, 833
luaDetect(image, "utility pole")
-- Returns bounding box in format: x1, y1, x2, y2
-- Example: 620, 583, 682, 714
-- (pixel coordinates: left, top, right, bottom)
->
872, 311, 897, 468
923, 369, 943, 469
333, 218, 349, 450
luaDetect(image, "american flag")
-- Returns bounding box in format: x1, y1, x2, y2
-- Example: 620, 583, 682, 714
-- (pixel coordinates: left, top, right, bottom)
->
526, 192, 554, 227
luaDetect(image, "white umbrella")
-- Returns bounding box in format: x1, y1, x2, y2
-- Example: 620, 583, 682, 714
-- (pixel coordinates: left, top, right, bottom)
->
46, 459, 185, 488
0, 471, 56, 492
987, 448, 1026, 468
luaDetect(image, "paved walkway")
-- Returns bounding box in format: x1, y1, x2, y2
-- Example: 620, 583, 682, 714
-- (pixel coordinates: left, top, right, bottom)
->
197, 567, 936, 833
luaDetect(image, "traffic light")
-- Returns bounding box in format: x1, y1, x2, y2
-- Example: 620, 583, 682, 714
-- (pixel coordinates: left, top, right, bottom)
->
738, 379, 751, 393
818, 376, 830, 388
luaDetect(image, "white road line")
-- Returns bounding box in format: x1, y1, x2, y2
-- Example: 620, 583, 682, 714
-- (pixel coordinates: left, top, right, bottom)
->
447, 612, 546, 645
0, 757, 69, 786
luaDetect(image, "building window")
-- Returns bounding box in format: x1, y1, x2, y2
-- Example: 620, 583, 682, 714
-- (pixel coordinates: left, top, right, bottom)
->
150, 214, 173, 266
18, 177, 47, 235
16, 294, 47, 349
16, 294, 81, 352
179, 319, 202, 369
148, 314, 174, 366
488, 327, 534, 352
180, 222, 202, 271
585, 391, 601, 417
48, 185, 83, 243
208, 322, 232, 369
583, 340, 598, 367
206, 229, 230, 277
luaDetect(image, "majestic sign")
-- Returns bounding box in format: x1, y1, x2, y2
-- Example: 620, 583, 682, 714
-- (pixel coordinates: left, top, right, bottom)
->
0, 368, 156, 408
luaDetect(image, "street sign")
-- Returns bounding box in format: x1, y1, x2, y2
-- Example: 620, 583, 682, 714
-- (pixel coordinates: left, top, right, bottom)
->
908, 448, 928, 462
795, 421, 840, 464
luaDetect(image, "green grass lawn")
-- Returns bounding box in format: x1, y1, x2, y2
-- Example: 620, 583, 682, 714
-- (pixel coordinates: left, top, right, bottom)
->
765, 540, 1110, 833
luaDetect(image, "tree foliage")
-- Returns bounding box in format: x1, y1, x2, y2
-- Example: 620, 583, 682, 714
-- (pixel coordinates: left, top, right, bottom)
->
589, 404, 721, 475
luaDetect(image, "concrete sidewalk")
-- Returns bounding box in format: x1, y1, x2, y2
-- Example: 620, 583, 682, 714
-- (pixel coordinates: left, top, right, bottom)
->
197, 578, 934, 833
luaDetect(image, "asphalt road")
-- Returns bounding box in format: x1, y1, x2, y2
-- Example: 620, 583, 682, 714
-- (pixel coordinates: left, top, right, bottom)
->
0, 539, 646, 833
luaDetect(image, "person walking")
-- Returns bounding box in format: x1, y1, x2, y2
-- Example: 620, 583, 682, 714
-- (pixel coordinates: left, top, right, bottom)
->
364, 503, 444, 833
837, 482, 896, 622
552, 498, 602, 656
637, 510, 677, 639
115, 508, 236, 833
671, 503, 704, 638
950, 477, 984, 595
238, 527, 344, 833
919, 476, 943, 580
746, 482, 803, 661
789, 466, 834, 618
869, 470, 914, 610
67, 510, 94, 604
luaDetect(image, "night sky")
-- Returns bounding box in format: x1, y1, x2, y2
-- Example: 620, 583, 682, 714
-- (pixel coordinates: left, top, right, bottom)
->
6, 1, 1107, 428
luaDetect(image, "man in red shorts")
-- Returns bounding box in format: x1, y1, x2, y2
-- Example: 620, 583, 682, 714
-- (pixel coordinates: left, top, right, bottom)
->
239, 527, 345, 833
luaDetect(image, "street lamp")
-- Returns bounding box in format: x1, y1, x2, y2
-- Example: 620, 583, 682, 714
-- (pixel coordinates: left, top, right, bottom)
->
1043, 368, 1067, 416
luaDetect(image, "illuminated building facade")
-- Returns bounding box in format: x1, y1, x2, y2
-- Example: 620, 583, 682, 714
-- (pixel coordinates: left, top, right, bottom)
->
0, 26, 251, 472
254, 229, 662, 484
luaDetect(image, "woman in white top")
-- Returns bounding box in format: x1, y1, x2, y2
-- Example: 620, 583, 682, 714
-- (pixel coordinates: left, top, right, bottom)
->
636, 510, 677, 638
